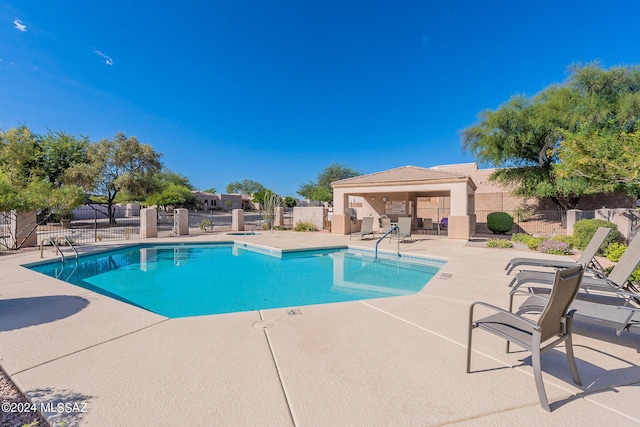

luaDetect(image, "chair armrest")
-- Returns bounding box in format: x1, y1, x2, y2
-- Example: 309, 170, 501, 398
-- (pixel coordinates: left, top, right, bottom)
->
469, 301, 540, 330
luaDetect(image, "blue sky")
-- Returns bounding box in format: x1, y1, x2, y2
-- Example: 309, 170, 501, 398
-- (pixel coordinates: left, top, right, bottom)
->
2, 1, 640, 197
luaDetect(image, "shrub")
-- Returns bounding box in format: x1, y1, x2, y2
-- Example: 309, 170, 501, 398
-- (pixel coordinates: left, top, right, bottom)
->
605, 242, 627, 262
487, 212, 514, 234
551, 235, 575, 248
294, 220, 318, 232
537, 239, 572, 255
198, 219, 214, 232
526, 236, 545, 250
511, 233, 531, 244
486, 238, 514, 248
572, 219, 619, 253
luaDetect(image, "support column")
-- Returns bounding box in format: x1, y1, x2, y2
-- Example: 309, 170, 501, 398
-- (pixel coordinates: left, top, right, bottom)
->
140, 208, 158, 238
448, 183, 472, 239
173, 208, 189, 236
7, 211, 37, 249
566, 209, 581, 236
232, 209, 244, 231
274, 207, 284, 227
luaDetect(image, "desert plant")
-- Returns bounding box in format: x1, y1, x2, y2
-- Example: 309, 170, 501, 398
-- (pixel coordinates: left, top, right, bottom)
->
537, 239, 572, 255
294, 220, 318, 232
487, 212, 514, 234
572, 219, 618, 252
198, 219, 214, 232
486, 238, 514, 248
261, 191, 282, 230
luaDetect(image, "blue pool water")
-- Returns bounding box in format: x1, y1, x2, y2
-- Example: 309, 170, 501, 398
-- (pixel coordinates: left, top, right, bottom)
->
27, 243, 444, 318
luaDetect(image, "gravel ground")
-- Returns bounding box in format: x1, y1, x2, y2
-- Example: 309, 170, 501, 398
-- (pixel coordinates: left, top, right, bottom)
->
0, 367, 48, 426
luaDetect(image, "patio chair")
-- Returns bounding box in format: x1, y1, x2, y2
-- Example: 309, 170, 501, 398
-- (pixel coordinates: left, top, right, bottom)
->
421, 218, 433, 234
509, 232, 640, 295
392, 217, 412, 243
505, 227, 611, 275
467, 265, 584, 412
350, 216, 375, 240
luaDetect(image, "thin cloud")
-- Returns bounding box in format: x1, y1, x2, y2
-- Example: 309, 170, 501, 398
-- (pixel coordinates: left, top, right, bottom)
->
93, 48, 113, 66
13, 19, 26, 32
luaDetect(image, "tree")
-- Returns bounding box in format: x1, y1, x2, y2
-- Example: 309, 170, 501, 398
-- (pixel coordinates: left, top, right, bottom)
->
226, 179, 265, 195
461, 63, 640, 210
146, 184, 198, 209
556, 130, 640, 195
65, 132, 162, 224
252, 188, 279, 207
202, 187, 217, 194
39, 130, 89, 187
283, 196, 297, 208
297, 163, 361, 203
0, 126, 85, 248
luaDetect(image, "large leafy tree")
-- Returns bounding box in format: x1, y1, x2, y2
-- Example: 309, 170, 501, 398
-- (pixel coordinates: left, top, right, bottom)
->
0, 126, 85, 248
65, 132, 162, 223
226, 179, 265, 195
297, 163, 361, 203
462, 63, 640, 210
39, 130, 89, 187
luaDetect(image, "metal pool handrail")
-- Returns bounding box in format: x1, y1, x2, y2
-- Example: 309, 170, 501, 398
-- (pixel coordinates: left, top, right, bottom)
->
375, 225, 399, 261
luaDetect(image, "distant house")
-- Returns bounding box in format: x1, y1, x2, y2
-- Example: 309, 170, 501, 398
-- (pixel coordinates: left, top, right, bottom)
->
191, 191, 256, 211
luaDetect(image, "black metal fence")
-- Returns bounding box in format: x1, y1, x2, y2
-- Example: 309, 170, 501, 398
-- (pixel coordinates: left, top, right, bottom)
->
475, 209, 568, 236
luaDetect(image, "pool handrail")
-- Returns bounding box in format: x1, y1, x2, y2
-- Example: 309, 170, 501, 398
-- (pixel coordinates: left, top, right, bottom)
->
375, 225, 399, 261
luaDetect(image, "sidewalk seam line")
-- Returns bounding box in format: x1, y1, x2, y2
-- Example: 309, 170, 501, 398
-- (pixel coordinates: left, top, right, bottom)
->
11, 318, 170, 376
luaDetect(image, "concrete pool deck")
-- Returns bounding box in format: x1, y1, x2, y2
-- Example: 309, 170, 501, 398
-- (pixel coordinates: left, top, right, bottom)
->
0, 232, 639, 426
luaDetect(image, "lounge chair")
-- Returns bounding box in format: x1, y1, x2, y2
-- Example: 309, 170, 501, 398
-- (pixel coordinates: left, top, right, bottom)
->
350, 216, 375, 240
509, 232, 640, 294
517, 291, 640, 336
379, 217, 392, 234
392, 217, 412, 243
505, 227, 611, 275
467, 265, 584, 412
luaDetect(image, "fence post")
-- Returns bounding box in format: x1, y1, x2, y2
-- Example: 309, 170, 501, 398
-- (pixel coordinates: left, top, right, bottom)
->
566, 210, 581, 236
94, 209, 98, 242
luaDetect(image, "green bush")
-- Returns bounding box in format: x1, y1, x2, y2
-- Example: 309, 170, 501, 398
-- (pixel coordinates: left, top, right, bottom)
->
526, 236, 545, 250
294, 220, 318, 232
572, 219, 619, 253
487, 212, 514, 234
511, 233, 530, 244
605, 242, 627, 262
486, 238, 514, 248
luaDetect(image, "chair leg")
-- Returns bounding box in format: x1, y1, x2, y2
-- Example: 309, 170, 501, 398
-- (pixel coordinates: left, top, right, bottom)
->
532, 347, 551, 412
564, 335, 582, 386
466, 326, 474, 373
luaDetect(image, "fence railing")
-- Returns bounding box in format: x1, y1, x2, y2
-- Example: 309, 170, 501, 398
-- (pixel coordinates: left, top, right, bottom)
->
474, 209, 568, 236
3, 206, 584, 251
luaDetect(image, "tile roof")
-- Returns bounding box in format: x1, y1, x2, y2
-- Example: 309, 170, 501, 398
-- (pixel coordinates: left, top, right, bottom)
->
332, 165, 468, 187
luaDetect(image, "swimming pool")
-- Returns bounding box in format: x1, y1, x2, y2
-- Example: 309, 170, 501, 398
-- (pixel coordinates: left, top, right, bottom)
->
26, 243, 444, 318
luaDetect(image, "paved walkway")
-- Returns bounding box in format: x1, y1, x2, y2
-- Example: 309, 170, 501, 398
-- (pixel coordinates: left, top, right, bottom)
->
0, 231, 639, 426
